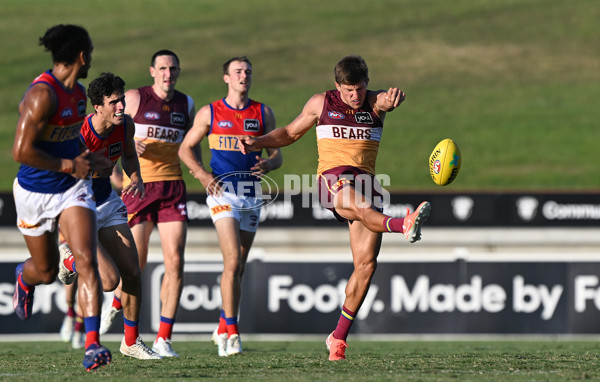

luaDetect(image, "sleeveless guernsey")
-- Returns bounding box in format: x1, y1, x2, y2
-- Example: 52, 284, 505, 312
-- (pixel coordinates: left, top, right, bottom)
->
207, 98, 265, 195
316, 90, 383, 175
128, 86, 192, 183
17, 70, 87, 193
80, 114, 127, 206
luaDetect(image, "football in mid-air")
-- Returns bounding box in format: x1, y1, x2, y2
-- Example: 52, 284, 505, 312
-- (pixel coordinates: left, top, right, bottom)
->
429, 138, 461, 186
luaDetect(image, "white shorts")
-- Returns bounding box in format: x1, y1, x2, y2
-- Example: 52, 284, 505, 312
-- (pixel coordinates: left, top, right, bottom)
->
96, 191, 128, 229
206, 191, 261, 232
13, 177, 95, 236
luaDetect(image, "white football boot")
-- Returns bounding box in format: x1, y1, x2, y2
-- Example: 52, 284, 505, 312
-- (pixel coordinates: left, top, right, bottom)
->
212, 327, 228, 357
99, 306, 121, 334
58, 243, 76, 285
152, 337, 179, 358
226, 334, 243, 356
59, 315, 74, 342
120, 337, 162, 360
72, 330, 85, 349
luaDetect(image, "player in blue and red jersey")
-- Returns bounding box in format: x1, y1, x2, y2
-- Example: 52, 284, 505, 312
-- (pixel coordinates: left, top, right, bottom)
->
58, 72, 161, 360
12, 24, 113, 371
179, 56, 282, 356
99, 50, 195, 358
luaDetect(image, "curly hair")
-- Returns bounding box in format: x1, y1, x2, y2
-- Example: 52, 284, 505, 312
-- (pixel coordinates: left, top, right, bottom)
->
87, 72, 125, 106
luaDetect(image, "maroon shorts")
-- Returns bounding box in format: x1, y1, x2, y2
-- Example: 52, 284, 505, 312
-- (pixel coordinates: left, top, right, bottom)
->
317, 166, 384, 223
122, 180, 188, 227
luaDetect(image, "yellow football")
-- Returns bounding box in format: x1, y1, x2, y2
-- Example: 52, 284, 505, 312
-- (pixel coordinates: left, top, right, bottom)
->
429, 138, 461, 186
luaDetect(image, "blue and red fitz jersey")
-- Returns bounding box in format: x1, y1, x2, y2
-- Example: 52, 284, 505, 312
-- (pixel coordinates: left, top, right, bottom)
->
207, 98, 265, 196
17, 70, 87, 193
80, 114, 127, 206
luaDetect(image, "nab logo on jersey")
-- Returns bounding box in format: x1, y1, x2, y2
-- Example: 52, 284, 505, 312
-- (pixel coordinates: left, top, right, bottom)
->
218, 120, 234, 128
171, 113, 185, 126
328, 111, 345, 120
355, 112, 373, 124
109, 142, 123, 157
244, 119, 260, 132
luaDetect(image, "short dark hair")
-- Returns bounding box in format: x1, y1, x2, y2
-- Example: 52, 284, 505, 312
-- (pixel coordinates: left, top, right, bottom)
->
151, 49, 180, 67
223, 56, 252, 75
87, 72, 125, 106
334, 55, 369, 85
38, 24, 92, 64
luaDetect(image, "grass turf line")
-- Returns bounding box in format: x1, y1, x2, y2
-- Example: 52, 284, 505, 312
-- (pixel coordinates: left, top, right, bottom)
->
1, 340, 600, 381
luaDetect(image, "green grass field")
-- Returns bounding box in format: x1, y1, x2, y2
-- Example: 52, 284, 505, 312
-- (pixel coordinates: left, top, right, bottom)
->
0, 0, 599, 191
1, 339, 600, 381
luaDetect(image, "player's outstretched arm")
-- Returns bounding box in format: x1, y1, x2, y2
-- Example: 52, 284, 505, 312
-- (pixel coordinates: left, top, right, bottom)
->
250, 105, 282, 177
239, 93, 323, 155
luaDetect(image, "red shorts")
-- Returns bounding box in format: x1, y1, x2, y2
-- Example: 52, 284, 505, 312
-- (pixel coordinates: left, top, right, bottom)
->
317, 166, 384, 223
122, 180, 188, 227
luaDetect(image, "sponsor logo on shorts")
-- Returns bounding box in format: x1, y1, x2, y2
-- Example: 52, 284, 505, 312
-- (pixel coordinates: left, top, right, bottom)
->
355, 112, 374, 124
331, 178, 352, 193
171, 113, 185, 126
249, 214, 258, 227
17, 220, 41, 229
76, 193, 88, 202
210, 204, 232, 216
144, 111, 160, 120
178, 203, 188, 216
244, 119, 260, 132
117, 206, 128, 219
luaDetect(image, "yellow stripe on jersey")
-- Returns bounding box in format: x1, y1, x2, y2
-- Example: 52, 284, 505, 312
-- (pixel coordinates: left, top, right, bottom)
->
208, 134, 260, 152
38, 122, 82, 142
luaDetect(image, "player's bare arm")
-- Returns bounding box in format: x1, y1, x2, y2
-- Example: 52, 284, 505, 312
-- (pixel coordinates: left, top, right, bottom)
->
124, 88, 146, 157
13, 83, 109, 179
178, 105, 221, 195
239, 93, 323, 154
120, 114, 144, 199
250, 105, 282, 177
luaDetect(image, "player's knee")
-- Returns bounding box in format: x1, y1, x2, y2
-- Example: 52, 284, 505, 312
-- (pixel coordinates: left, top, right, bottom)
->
120, 265, 141, 287
40, 267, 59, 284
355, 259, 377, 276
102, 272, 120, 292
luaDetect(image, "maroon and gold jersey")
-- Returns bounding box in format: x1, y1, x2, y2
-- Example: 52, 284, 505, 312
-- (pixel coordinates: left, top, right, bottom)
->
316, 90, 383, 175
128, 86, 193, 183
